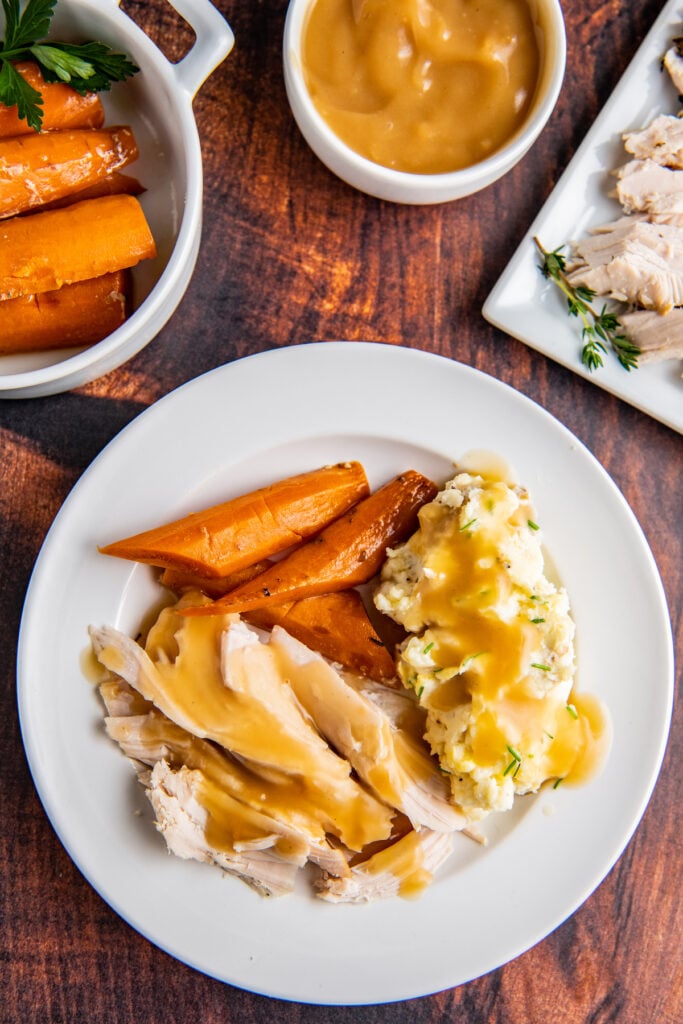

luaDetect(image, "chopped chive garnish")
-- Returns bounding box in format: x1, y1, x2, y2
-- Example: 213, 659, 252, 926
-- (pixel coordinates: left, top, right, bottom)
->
553, 777, 564, 789
460, 518, 477, 532
566, 703, 579, 719
527, 519, 540, 530
503, 744, 521, 777
423, 642, 434, 655
532, 662, 551, 671
504, 744, 523, 776
416, 685, 425, 698
544, 730, 555, 740
531, 617, 545, 624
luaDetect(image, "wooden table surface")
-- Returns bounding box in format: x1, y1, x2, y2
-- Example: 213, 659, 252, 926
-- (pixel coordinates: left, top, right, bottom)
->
1, 0, 681, 1020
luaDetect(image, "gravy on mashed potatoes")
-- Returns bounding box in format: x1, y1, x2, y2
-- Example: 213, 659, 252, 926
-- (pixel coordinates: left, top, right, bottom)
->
374, 466, 610, 823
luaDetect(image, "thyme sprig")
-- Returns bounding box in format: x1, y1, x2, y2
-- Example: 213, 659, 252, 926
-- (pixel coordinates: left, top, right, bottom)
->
534, 237, 640, 372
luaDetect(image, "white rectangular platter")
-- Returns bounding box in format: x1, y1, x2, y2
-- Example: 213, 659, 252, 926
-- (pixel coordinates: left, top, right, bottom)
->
483, 0, 683, 435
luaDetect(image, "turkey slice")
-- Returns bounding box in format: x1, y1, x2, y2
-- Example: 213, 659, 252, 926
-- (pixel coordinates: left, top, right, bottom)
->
623, 113, 683, 168
617, 306, 683, 362
268, 625, 467, 833
316, 829, 454, 903
90, 609, 394, 852
663, 40, 683, 96
567, 216, 683, 312
103, 698, 350, 877
148, 760, 301, 897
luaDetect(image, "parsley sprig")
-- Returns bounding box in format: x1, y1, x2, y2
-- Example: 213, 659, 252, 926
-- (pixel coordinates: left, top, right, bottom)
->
534, 237, 640, 372
0, 0, 139, 131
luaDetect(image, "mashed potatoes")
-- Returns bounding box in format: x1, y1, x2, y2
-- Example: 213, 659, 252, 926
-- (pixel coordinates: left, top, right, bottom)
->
375, 469, 607, 822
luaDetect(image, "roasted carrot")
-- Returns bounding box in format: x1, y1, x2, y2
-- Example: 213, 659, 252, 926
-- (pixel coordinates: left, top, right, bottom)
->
246, 590, 397, 681
0, 126, 139, 219
99, 462, 371, 578
0, 269, 130, 354
0, 195, 156, 300
0, 62, 105, 138
181, 470, 438, 615
159, 560, 274, 598
160, 560, 396, 680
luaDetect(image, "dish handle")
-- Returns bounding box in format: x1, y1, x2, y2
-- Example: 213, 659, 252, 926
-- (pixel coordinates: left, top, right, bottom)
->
114, 0, 235, 100
168, 0, 234, 98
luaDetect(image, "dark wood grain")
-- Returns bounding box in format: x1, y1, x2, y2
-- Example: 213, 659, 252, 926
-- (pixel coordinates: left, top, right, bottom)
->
1, 2, 681, 1022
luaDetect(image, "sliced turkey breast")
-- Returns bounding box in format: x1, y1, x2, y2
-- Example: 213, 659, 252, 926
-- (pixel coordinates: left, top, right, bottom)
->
90, 612, 394, 853
267, 625, 467, 833
316, 829, 454, 903
615, 159, 683, 222
619, 306, 683, 362
623, 113, 683, 167
663, 39, 683, 96
102, 688, 349, 877
567, 217, 683, 312
99, 675, 153, 717
147, 760, 301, 897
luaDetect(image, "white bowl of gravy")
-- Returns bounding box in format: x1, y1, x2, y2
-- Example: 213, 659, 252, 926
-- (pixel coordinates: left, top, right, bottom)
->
283, 0, 566, 204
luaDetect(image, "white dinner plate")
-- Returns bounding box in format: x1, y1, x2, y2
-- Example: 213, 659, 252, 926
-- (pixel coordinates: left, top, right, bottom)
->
17, 343, 673, 1004
483, 0, 683, 435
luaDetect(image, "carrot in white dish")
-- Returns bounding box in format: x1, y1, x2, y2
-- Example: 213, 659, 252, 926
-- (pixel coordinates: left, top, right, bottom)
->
0, 269, 130, 354
0, 195, 156, 300
0, 62, 105, 137
0, 126, 139, 219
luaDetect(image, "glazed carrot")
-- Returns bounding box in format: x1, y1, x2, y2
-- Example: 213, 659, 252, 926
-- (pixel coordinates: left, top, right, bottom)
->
181, 471, 438, 615
0, 195, 156, 300
161, 563, 396, 680
67, 171, 144, 200
0, 270, 130, 354
100, 462, 370, 579
0, 63, 105, 138
160, 560, 274, 598
28, 171, 144, 215
247, 590, 397, 682
0, 126, 139, 219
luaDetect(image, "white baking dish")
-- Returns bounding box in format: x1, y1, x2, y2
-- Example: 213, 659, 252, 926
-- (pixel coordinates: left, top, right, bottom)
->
0, 0, 234, 399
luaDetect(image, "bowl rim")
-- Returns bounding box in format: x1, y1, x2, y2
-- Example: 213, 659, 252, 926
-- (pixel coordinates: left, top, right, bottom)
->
283, 0, 567, 195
